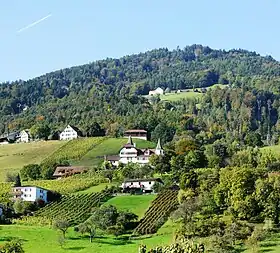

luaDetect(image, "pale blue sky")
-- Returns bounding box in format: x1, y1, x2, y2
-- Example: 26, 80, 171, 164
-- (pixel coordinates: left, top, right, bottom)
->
0, 0, 279, 82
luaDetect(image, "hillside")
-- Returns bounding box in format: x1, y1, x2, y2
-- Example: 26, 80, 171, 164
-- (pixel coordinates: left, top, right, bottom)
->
74, 137, 155, 166
0, 137, 154, 181
0, 141, 64, 181
1, 45, 280, 137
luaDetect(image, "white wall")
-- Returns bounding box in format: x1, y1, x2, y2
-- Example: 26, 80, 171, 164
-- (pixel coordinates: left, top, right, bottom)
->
122, 180, 156, 191
14, 187, 48, 202
20, 132, 29, 143
60, 126, 78, 140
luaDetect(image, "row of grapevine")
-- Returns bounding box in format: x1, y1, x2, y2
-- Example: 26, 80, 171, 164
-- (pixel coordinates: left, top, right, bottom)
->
25, 174, 105, 194
34, 192, 110, 225
42, 137, 106, 163
134, 189, 179, 235
0, 182, 13, 203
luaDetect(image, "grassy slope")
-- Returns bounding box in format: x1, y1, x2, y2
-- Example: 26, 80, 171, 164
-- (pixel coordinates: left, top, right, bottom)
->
74, 138, 155, 167
0, 224, 174, 253
159, 84, 228, 102
0, 141, 64, 181
104, 194, 156, 218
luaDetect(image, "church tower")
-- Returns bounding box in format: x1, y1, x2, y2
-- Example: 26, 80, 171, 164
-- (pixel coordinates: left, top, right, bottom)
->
155, 139, 164, 155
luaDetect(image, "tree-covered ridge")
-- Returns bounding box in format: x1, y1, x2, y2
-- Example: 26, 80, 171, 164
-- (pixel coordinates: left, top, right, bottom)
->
1, 44, 280, 136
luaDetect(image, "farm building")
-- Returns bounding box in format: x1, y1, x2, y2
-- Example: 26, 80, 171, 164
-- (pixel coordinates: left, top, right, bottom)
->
148, 87, 164, 96
124, 129, 147, 140
20, 130, 30, 143
12, 186, 49, 203
59, 125, 83, 141
121, 178, 163, 193
53, 166, 88, 179
105, 136, 164, 166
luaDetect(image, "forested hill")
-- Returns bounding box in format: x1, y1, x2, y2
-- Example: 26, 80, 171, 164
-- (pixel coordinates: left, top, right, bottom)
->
1, 44, 280, 138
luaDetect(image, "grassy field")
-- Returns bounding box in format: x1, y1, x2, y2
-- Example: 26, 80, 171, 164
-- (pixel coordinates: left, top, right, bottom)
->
0, 141, 64, 181
74, 138, 155, 167
0, 224, 175, 253
157, 84, 228, 102
104, 194, 156, 218
75, 183, 112, 194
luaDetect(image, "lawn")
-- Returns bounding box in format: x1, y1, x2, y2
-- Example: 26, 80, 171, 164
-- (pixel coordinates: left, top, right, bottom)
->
0, 141, 64, 182
0, 224, 174, 253
74, 138, 155, 167
75, 183, 113, 194
157, 84, 228, 102
160, 91, 203, 101
103, 194, 156, 218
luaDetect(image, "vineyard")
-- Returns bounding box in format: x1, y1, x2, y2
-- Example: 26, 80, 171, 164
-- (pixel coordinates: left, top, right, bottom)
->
25, 174, 106, 194
0, 182, 13, 203
134, 189, 179, 235
42, 137, 106, 164
33, 192, 111, 225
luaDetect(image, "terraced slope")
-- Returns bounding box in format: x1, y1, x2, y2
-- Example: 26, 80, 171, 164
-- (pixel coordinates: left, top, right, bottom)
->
35, 192, 111, 225
42, 137, 106, 164
134, 189, 179, 235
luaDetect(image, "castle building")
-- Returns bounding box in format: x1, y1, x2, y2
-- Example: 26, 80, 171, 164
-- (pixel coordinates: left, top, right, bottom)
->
105, 136, 164, 166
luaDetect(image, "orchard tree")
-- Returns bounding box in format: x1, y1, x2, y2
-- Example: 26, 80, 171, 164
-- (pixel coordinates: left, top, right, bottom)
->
53, 218, 70, 238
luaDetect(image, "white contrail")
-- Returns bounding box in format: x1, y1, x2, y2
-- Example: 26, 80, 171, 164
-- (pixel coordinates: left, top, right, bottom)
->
17, 14, 52, 33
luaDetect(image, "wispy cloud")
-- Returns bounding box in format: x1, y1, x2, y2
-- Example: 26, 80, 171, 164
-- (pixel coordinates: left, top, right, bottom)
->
17, 14, 52, 33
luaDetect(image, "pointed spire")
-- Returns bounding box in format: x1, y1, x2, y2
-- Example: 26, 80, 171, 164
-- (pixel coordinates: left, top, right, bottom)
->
127, 135, 133, 145
156, 138, 162, 150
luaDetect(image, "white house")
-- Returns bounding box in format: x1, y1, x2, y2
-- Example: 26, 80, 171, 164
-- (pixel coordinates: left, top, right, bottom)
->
149, 87, 164, 96
20, 130, 30, 143
121, 178, 163, 193
59, 125, 83, 141
12, 186, 49, 203
105, 136, 164, 166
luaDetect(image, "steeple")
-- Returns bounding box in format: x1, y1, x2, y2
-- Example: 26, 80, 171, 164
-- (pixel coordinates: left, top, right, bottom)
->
156, 138, 162, 150
155, 139, 164, 155
127, 135, 133, 145
124, 135, 135, 147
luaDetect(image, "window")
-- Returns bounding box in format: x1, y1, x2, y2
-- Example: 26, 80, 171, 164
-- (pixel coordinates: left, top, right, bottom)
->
149, 182, 151, 184
40, 190, 43, 193
24, 194, 27, 197
25, 189, 27, 191
30, 189, 31, 191
139, 182, 141, 185
131, 182, 133, 185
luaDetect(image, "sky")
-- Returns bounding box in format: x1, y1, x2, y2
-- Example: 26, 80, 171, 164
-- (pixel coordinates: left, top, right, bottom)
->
0, 0, 280, 82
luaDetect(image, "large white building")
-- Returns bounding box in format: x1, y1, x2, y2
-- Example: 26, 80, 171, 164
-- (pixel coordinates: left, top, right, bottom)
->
12, 186, 49, 203
59, 125, 83, 141
121, 178, 163, 193
105, 136, 164, 166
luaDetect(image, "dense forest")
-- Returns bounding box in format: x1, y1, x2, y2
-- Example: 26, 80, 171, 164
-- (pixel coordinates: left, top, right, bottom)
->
1, 44, 280, 146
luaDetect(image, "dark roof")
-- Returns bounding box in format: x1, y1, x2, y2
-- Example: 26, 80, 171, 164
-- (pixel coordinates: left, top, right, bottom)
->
125, 129, 147, 133
68, 125, 83, 136
123, 178, 163, 183
53, 166, 87, 177
106, 155, 120, 161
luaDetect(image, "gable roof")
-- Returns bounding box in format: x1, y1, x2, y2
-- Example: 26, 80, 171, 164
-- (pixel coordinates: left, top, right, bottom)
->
53, 166, 87, 177
64, 125, 83, 136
